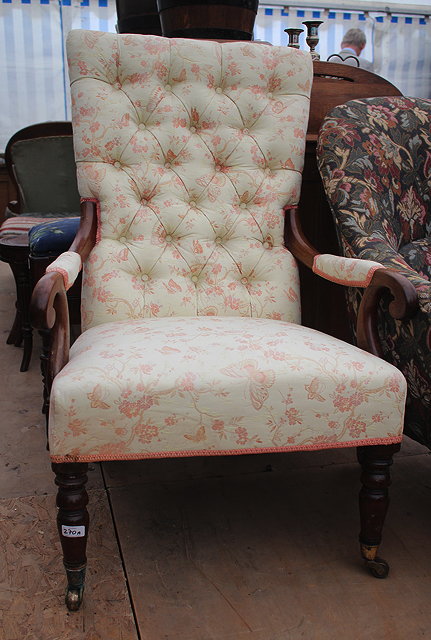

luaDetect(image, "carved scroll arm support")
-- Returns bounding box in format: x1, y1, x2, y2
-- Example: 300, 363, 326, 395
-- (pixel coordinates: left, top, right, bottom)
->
285, 208, 418, 357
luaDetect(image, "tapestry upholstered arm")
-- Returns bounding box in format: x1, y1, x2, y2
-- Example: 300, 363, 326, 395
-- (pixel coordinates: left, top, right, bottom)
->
285, 208, 419, 358
30, 199, 97, 386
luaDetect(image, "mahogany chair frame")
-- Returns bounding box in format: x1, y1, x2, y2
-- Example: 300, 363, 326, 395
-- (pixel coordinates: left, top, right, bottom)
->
31, 198, 418, 610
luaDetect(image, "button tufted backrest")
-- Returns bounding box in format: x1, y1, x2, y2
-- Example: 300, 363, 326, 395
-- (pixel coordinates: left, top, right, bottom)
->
67, 30, 312, 330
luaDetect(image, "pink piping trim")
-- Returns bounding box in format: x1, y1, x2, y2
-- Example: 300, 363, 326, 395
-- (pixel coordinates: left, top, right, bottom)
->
81, 197, 101, 244
46, 266, 72, 290
312, 256, 382, 288
283, 204, 299, 212
50, 434, 402, 463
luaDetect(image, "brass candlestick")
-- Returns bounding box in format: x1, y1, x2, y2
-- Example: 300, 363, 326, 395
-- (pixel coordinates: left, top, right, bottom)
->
302, 20, 323, 60
284, 28, 304, 49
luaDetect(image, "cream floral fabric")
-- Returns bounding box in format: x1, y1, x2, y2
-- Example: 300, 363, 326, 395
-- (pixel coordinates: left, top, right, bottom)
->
313, 254, 383, 287
67, 31, 312, 330
46, 251, 82, 290
53, 32, 407, 463
50, 317, 405, 462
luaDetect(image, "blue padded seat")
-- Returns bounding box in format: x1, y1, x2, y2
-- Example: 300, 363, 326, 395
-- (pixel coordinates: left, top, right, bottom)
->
29, 217, 80, 257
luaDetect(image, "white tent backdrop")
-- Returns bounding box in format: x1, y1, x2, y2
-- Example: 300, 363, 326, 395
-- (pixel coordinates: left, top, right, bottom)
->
0, 0, 430, 151
0, 0, 117, 151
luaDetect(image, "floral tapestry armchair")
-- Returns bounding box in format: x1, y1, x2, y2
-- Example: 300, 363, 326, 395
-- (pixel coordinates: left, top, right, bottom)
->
317, 96, 431, 449
30, 32, 416, 610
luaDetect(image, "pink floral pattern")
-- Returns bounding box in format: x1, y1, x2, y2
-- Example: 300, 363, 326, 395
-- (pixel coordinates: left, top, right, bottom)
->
313, 254, 382, 287
49, 33, 408, 464
66, 30, 312, 329
46, 251, 82, 290
50, 317, 405, 462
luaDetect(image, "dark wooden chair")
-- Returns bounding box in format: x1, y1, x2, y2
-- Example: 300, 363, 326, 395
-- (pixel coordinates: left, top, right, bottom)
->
31, 32, 415, 611
0, 122, 80, 370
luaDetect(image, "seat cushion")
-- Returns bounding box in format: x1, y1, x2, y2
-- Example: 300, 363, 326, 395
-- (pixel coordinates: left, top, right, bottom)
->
0, 214, 78, 237
29, 217, 80, 257
49, 316, 406, 462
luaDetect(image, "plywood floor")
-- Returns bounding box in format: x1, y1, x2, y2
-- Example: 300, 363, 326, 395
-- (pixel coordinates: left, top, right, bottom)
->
1, 261, 431, 640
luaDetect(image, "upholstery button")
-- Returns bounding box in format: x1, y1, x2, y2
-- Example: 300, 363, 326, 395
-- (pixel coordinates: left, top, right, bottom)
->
215, 165, 221, 172
119, 236, 127, 243
191, 275, 198, 283
215, 237, 222, 244
165, 84, 172, 91
164, 162, 172, 169
141, 274, 149, 282
262, 241, 270, 249
241, 277, 248, 285
215, 87, 223, 94
240, 202, 247, 209
190, 126, 197, 133
242, 128, 249, 134
139, 123, 146, 130
189, 200, 196, 207
114, 161, 121, 168
268, 92, 273, 98
265, 167, 271, 174
165, 234, 173, 243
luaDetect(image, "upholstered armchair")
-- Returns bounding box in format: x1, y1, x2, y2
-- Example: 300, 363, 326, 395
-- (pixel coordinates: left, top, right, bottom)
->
31, 31, 416, 610
317, 96, 431, 450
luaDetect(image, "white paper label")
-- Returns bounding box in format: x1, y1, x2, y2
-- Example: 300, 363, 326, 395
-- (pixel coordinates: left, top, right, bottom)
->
61, 525, 85, 538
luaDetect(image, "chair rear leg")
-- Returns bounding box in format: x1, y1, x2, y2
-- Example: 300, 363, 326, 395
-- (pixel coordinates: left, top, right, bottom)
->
52, 462, 89, 610
358, 443, 400, 578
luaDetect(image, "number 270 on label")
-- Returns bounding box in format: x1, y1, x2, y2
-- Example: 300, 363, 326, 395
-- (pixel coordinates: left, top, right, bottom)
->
61, 525, 85, 537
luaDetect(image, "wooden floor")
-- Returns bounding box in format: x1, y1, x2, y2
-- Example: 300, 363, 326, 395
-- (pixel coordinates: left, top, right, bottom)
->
1, 260, 431, 640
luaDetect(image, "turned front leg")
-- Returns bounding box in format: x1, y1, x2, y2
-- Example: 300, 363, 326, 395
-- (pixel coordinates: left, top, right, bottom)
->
358, 443, 400, 578
52, 462, 89, 610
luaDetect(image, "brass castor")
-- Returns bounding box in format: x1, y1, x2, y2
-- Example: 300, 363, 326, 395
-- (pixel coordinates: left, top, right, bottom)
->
65, 585, 85, 611
65, 566, 86, 611
364, 557, 389, 579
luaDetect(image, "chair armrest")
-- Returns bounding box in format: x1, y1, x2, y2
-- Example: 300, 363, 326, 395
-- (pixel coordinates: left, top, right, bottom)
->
356, 269, 418, 357
285, 208, 419, 357
312, 253, 382, 287
31, 271, 71, 385
30, 198, 97, 386
353, 239, 431, 314
46, 251, 82, 290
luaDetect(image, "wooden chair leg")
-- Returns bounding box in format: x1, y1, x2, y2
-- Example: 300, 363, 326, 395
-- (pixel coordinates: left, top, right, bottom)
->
358, 442, 400, 578
52, 462, 89, 611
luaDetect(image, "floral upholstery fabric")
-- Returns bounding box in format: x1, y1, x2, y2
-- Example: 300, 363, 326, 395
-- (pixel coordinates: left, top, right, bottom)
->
49, 33, 408, 463
67, 31, 313, 330
313, 254, 383, 287
50, 317, 405, 462
317, 96, 431, 448
46, 251, 82, 291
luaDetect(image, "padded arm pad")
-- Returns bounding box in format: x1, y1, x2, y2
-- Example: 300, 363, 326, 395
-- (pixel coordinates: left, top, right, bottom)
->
46, 251, 82, 290
313, 254, 383, 287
